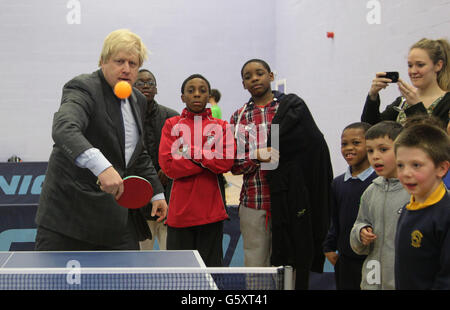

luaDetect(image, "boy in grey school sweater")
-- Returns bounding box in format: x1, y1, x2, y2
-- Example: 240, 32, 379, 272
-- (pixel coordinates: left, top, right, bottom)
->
350, 121, 410, 289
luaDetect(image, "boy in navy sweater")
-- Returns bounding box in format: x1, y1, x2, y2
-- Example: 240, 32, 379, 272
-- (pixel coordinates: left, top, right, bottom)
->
323, 122, 377, 290
394, 124, 450, 289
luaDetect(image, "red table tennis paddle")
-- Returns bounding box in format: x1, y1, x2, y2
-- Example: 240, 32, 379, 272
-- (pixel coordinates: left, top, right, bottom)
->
116, 175, 153, 209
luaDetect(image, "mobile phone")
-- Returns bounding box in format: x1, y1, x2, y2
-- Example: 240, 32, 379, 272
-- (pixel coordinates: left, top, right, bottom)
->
384, 71, 399, 83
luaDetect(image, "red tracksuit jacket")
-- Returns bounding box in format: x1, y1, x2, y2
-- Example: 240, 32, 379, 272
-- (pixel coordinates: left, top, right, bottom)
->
159, 108, 235, 228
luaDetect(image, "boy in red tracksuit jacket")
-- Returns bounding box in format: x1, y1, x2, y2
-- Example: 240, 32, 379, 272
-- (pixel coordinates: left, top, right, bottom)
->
159, 74, 235, 266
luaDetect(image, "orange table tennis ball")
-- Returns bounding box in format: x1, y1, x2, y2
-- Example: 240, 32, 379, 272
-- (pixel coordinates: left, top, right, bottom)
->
114, 81, 132, 99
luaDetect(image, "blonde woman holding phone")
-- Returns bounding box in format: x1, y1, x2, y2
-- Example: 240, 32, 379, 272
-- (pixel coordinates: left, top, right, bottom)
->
361, 38, 450, 127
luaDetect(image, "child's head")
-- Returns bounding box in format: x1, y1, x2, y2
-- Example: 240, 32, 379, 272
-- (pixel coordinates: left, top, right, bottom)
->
209, 89, 221, 104
365, 121, 403, 179
241, 59, 274, 98
395, 124, 450, 202
341, 122, 372, 172
181, 74, 211, 113
135, 69, 157, 102
403, 114, 445, 130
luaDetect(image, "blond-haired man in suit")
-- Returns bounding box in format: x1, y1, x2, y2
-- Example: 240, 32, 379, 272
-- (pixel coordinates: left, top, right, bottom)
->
35, 29, 167, 251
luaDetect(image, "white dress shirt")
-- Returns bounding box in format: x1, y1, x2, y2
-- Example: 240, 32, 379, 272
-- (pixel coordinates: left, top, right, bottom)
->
75, 98, 164, 201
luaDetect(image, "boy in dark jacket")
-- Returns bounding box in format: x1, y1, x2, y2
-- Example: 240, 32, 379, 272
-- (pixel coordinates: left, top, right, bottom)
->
134, 69, 179, 250
323, 122, 376, 289
394, 124, 450, 289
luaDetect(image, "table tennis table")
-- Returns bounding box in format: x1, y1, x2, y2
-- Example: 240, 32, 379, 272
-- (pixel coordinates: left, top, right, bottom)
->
0, 250, 217, 290
0, 250, 289, 290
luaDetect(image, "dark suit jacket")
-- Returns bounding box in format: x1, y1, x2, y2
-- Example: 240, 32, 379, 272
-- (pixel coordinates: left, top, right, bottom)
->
36, 69, 163, 246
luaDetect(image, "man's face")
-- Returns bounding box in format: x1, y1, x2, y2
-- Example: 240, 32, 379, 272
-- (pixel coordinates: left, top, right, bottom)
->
135, 71, 157, 102
101, 50, 140, 88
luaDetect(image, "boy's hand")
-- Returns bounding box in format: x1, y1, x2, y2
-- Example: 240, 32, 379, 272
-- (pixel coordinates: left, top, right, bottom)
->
360, 226, 377, 246
151, 199, 168, 223
325, 252, 339, 266
255, 147, 280, 163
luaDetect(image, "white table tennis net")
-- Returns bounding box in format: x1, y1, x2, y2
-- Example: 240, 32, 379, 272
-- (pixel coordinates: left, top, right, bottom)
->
0, 266, 294, 290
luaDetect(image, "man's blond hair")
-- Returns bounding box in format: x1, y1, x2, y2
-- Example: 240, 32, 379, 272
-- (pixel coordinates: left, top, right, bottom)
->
98, 29, 148, 67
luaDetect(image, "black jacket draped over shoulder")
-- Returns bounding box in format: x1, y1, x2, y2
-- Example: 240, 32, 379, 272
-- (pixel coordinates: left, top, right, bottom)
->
266, 93, 333, 289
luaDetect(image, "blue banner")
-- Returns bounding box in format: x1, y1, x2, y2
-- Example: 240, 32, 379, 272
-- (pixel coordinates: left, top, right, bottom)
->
0, 162, 47, 205
0, 163, 47, 251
